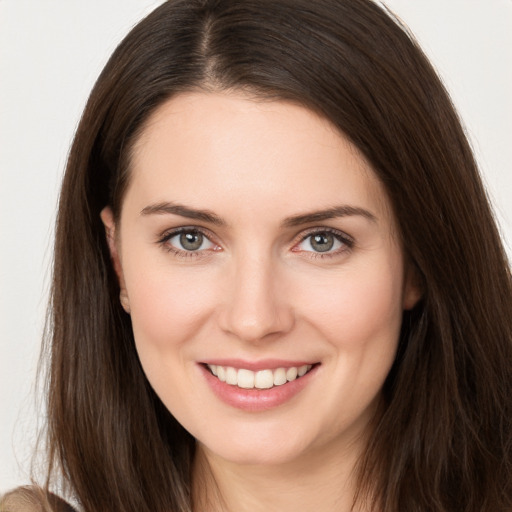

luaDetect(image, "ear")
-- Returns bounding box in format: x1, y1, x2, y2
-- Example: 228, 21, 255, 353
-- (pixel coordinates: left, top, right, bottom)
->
402, 261, 423, 311
100, 206, 130, 314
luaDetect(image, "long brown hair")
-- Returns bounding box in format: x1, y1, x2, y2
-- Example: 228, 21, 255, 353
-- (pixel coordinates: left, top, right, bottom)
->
39, 0, 512, 510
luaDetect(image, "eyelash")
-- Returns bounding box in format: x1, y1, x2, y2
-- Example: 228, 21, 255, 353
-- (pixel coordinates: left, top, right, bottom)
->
156, 227, 354, 259
157, 227, 218, 258
292, 227, 354, 259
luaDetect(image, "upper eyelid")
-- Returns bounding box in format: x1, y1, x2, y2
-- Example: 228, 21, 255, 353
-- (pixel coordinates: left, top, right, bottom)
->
293, 226, 353, 244
157, 226, 218, 257
157, 225, 216, 242
156, 225, 353, 250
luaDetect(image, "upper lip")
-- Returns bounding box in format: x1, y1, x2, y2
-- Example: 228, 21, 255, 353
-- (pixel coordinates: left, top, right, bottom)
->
200, 358, 317, 371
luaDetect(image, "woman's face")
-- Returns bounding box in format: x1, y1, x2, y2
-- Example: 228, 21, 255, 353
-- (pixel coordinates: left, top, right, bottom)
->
102, 92, 419, 466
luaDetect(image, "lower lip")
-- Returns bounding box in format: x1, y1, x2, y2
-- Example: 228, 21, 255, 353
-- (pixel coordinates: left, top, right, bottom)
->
199, 364, 318, 412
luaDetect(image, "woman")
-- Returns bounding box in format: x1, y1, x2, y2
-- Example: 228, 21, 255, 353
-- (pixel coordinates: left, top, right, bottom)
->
2, 0, 511, 510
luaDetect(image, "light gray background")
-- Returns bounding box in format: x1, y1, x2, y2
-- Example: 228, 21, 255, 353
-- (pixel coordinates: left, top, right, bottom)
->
1, 0, 511, 494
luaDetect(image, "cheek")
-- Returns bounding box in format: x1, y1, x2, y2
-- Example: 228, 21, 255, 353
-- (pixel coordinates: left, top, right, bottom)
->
123, 263, 219, 416
300, 257, 405, 351
123, 258, 218, 357
295, 257, 405, 430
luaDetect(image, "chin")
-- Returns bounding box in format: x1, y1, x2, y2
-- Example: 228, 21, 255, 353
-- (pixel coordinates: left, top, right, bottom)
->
196, 420, 325, 468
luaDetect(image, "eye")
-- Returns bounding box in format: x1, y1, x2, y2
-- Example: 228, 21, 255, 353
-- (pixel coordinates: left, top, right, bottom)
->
161, 228, 217, 253
293, 229, 352, 255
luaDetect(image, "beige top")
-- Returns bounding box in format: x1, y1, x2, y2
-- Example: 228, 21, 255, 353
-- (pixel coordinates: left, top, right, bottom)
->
0, 487, 76, 512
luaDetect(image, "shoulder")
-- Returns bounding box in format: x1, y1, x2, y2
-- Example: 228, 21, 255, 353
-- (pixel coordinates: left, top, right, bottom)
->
0, 486, 77, 512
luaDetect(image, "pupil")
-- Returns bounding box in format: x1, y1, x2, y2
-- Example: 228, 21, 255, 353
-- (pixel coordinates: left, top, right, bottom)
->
311, 233, 334, 252
180, 232, 203, 251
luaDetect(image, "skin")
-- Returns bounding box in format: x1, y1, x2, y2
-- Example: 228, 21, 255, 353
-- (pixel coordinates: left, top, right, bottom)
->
102, 91, 420, 511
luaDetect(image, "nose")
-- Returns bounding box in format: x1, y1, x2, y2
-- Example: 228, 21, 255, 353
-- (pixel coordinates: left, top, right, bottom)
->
218, 253, 294, 343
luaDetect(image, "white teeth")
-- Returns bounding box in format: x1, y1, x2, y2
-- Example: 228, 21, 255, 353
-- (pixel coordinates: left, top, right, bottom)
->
273, 367, 287, 386
206, 364, 313, 389
286, 366, 298, 381
237, 369, 255, 389
255, 369, 274, 389
217, 366, 226, 382
226, 366, 238, 385
297, 364, 308, 377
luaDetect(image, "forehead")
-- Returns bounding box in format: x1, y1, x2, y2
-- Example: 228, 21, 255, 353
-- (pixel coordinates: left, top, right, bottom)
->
126, 91, 392, 223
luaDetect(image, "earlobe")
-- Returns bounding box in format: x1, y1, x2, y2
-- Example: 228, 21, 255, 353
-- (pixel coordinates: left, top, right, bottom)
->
119, 289, 131, 314
403, 263, 423, 311
100, 206, 130, 314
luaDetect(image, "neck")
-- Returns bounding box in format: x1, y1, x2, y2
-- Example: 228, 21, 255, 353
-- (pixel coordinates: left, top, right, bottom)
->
192, 435, 371, 512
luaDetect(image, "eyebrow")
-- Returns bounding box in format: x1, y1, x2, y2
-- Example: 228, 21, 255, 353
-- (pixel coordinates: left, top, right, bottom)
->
140, 202, 226, 226
140, 202, 377, 227
282, 205, 377, 227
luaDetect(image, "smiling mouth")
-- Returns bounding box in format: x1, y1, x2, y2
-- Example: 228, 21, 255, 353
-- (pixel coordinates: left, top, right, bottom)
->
205, 364, 315, 390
